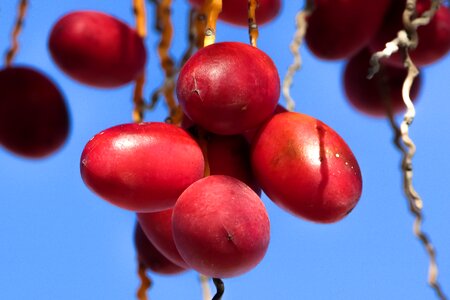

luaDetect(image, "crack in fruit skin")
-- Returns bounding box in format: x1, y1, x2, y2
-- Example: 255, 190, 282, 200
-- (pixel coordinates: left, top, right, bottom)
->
177, 42, 280, 135
172, 175, 270, 278
251, 112, 362, 223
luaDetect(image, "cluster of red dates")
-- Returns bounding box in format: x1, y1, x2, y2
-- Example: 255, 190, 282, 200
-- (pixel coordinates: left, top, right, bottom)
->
305, 0, 450, 116
66, 4, 361, 279
1, 0, 448, 290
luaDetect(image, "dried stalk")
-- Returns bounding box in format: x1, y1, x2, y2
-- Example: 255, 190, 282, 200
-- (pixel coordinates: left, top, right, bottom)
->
194, 6, 207, 49
150, 0, 183, 125
132, 0, 147, 123
136, 262, 152, 300
203, 0, 222, 47
212, 278, 224, 300
248, 0, 259, 47
199, 274, 212, 300
281, 0, 314, 112
369, 1, 447, 299
5, 0, 28, 67
180, 8, 198, 67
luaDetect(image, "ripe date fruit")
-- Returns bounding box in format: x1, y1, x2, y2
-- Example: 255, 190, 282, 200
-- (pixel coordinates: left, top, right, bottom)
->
0, 67, 69, 158
134, 222, 186, 275
369, 0, 450, 67
48, 11, 146, 88
80, 122, 204, 212
137, 209, 189, 269
188, 0, 281, 26
176, 42, 280, 135
251, 112, 362, 223
305, 0, 390, 60
172, 175, 270, 278
243, 104, 287, 143
206, 134, 261, 195
343, 48, 422, 117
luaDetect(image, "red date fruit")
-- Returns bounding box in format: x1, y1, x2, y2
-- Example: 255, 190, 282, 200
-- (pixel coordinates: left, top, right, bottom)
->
207, 134, 260, 195
251, 112, 362, 223
188, 0, 281, 26
134, 222, 186, 275
48, 11, 146, 88
172, 175, 270, 278
177, 42, 280, 135
343, 48, 422, 117
369, 0, 450, 67
137, 209, 189, 269
243, 104, 287, 143
305, 0, 390, 60
0, 67, 69, 158
80, 123, 204, 212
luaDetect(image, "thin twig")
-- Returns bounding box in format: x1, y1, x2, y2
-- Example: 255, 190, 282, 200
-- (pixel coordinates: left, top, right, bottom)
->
212, 278, 224, 300
281, 0, 314, 112
150, 0, 183, 125
132, 0, 147, 123
248, 0, 259, 47
180, 8, 198, 67
369, 1, 447, 299
136, 262, 152, 300
199, 274, 212, 300
5, 0, 28, 67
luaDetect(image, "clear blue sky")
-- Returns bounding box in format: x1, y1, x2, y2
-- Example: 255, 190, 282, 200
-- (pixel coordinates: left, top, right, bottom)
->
1, 1, 449, 299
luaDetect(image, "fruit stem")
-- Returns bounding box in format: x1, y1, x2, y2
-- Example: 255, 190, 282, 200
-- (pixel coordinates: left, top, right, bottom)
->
180, 8, 199, 67
281, 0, 314, 112
203, 0, 222, 47
149, 0, 183, 125
133, 0, 147, 37
4, 0, 28, 67
370, 1, 447, 299
368, 0, 440, 78
132, 0, 148, 123
211, 278, 224, 300
133, 73, 146, 123
248, 0, 259, 47
136, 262, 152, 300
199, 274, 212, 300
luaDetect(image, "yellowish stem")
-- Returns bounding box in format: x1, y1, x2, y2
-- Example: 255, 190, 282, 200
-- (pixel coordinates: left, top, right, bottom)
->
203, 0, 222, 47
248, 0, 259, 47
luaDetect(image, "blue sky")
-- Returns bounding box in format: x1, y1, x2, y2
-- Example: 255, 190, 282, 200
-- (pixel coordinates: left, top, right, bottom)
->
1, 1, 449, 299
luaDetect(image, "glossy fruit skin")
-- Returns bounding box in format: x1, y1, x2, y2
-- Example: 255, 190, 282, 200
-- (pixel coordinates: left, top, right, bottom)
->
134, 222, 186, 275
251, 112, 362, 223
137, 209, 189, 269
176, 42, 280, 135
343, 48, 422, 117
369, 0, 450, 67
207, 133, 261, 195
80, 122, 204, 212
172, 175, 270, 278
49, 11, 146, 88
188, 0, 281, 26
305, 0, 390, 60
0, 67, 70, 158
243, 104, 287, 143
